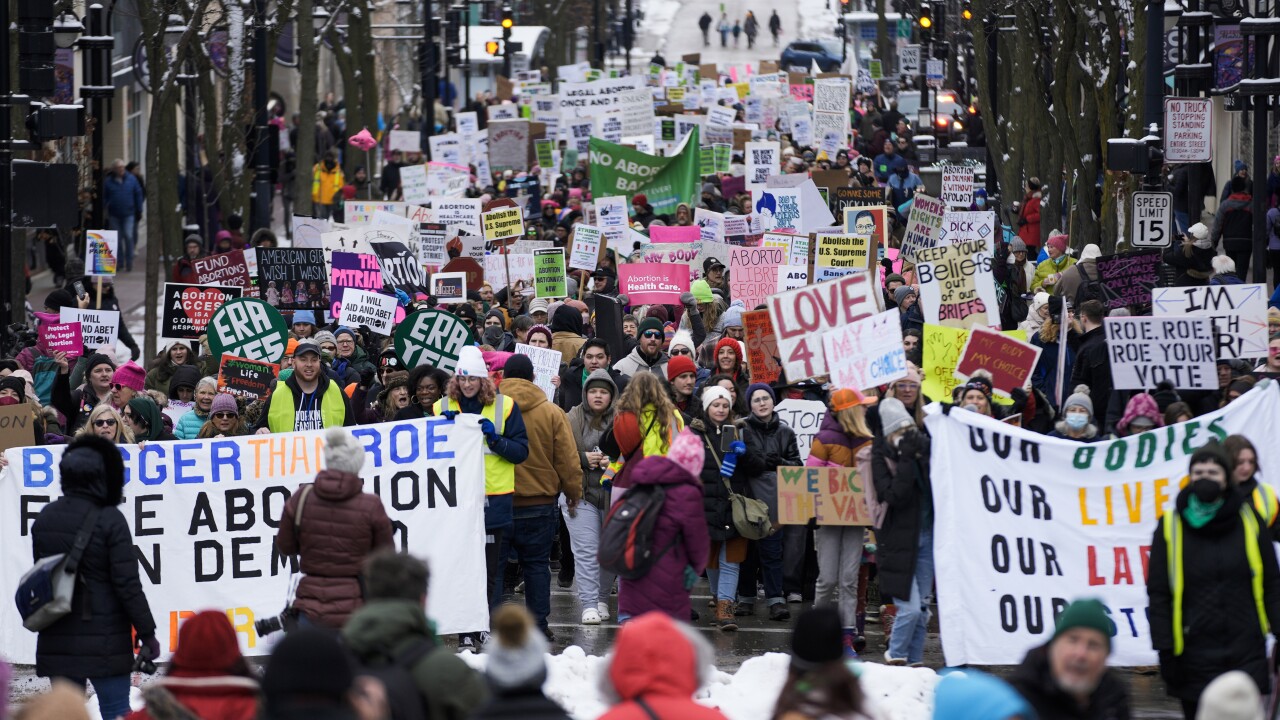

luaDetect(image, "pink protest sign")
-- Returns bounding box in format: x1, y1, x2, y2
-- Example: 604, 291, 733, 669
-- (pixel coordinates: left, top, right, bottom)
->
618, 263, 691, 305
879, 247, 905, 286
648, 225, 701, 244
40, 322, 83, 359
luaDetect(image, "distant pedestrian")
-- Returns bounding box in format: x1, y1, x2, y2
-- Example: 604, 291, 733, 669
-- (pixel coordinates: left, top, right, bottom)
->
103, 159, 144, 272
732, 19, 742, 47
718, 14, 731, 47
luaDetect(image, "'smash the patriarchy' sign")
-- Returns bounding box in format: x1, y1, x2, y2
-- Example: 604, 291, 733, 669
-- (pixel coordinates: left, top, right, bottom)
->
926, 383, 1280, 666
0, 417, 490, 661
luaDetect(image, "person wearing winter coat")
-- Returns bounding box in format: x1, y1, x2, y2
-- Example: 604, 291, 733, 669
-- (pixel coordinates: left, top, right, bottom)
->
932, 671, 1034, 720
175, 376, 218, 439
144, 341, 199, 393
1016, 179, 1043, 255
555, 339, 629, 412
597, 612, 727, 720
1031, 234, 1076, 293
170, 236, 206, 284
616, 430, 712, 623
772, 607, 870, 720
274, 428, 394, 629
1069, 301, 1113, 415
342, 551, 488, 720
124, 396, 177, 442
472, 605, 572, 720
1208, 254, 1245, 286
1054, 244, 1102, 302
740, 383, 800, 621
893, 286, 925, 335
311, 152, 344, 220
1030, 298, 1078, 408
1008, 599, 1131, 720
49, 352, 115, 434
197, 392, 252, 438
549, 304, 588, 366
1148, 443, 1280, 718
1224, 434, 1280, 542
259, 628, 374, 720
1047, 386, 1100, 442
253, 341, 354, 433
1164, 223, 1216, 287
31, 435, 158, 720
1212, 175, 1255, 279
496, 354, 583, 638
871, 398, 933, 666
612, 316, 669, 378
603, 371, 685, 488
564, 369, 620, 625
125, 610, 260, 720
331, 327, 375, 385
806, 388, 876, 656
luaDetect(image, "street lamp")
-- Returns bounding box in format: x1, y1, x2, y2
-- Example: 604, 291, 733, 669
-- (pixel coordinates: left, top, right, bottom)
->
163, 14, 186, 55
313, 4, 331, 31
53, 10, 84, 49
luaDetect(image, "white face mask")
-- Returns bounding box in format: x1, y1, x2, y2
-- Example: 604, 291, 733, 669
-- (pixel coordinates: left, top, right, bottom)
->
1065, 412, 1089, 430
890, 436, 902, 449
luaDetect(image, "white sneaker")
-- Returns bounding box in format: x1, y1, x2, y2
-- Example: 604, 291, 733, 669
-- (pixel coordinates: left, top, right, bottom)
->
884, 651, 907, 666
581, 608, 602, 625
597, 602, 610, 621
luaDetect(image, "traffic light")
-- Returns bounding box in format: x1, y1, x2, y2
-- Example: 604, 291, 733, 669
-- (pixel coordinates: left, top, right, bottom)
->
18, 0, 56, 97
501, 5, 514, 33
840, 0, 850, 13
917, 4, 933, 43
962, 0, 973, 21
486, 40, 501, 55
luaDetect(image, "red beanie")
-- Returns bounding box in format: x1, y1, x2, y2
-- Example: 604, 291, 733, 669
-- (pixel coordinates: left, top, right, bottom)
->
667, 354, 697, 382
715, 336, 742, 362
171, 610, 245, 676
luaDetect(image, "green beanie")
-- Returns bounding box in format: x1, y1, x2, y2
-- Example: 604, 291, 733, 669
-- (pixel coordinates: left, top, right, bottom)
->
1053, 599, 1114, 651
690, 279, 714, 304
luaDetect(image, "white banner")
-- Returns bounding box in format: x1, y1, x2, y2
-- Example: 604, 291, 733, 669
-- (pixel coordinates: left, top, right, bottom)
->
926, 383, 1280, 666
1105, 315, 1216, 390
0, 418, 489, 662
1152, 284, 1269, 360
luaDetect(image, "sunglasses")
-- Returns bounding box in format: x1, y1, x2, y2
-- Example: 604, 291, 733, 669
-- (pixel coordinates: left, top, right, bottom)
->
93, 418, 117, 428
212, 412, 238, 420
670, 348, 692, 356
111, 383, 128, 392
641, 330, 663, 339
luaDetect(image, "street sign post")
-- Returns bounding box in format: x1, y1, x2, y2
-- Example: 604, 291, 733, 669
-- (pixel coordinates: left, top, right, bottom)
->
1131, 191, 1174, 248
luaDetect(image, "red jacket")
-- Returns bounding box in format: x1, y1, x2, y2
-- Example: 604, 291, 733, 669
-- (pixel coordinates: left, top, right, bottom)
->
598, 613, 728, 720
1017, 190, 1042, 249
126, 674, 259, 720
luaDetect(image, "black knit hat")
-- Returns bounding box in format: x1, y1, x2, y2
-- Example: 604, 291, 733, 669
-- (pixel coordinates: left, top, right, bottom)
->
44, 289, 77, 311
84, 353, 116, 374
262, 628, 354, 711
789, 607, 844, 671
503, 353, 534, 381
0, 376, 26, 399
1190, 441, 1232, 475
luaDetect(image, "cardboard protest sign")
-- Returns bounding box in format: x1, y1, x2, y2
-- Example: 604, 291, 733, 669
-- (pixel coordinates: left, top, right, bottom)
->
568, 225, 604, 271
217, 356, 279, 403
482, 206, 525, 242
1097, 250, 1161, 310
336, 288, 398, 336
204, 298, 289, 364
922, 324, 1027, 402
767, 272, 877, 381
533, 248, 567, 298
0, 416, 491, 661
514, 343, 561, 401
900, 193, 947, 262
954, 325, 1042, 395
814, 234, 873, 281
84, 230, 119, 276
193, 251, 255, 295
370, 238, 429, 293
833, 186, 886, 217
777, 466, 871, 526
291, 216, 331, 248
729, 246, 785, 311
745, 141, 779, 192
926, 384, 1280, 665
484, 253, 535, 290
256, 248, 329, 311
618, 263, 690, 304
916, 239, 999, 330
394, 310, 474, 372
1105, 315, 1216, 390
822, 310, 907, 392
940, 166, 975, 207
38, 322, 82, 359
938, 211, 997, 245
345, 201, 404, 225
775, 399, 825, 461
488, 119, 531, 173
0, 404, 37, 454
400, 164, 431, 205
162, 283, 242, 340
1153, 284, 1268, 359
743, 310, 782, 384
59, 308, 119, 351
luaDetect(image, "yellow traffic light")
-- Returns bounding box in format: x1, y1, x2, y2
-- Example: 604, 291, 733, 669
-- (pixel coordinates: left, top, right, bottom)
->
961, 8, 972, 20
918, 15, 932, 29
486, 40, 501, 55
501, 16, 513, 29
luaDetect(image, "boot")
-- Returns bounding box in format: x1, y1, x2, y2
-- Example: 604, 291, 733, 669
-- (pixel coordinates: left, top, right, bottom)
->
881, 603, 898, 646
716, 600, 738, 631
841, 627, 859, 659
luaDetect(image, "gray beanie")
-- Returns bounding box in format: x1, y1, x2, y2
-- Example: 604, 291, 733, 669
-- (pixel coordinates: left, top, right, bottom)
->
484, 605, 548, 691
893, 286, 916, 306
312, 330, 337, 348
879, 397, 915, 436
323, 429, 366, 475
1008, 237, 1027, 253
1063, 384, 1094, 418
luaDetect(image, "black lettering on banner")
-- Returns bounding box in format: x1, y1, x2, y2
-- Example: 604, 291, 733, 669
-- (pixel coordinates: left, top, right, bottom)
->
232, 536, 262, 579
967, 427, 1041, 463
270, 541, 299, 576
20, 495, 51, 536
979, 476, 1052, 519
262, 486, 291, 529
392, 520, 409, 552
189, 492, 217, 535
195, 539, 224, 581
135, 543, 161, 584
135, 494, 163, 537
226, 488, 256, 532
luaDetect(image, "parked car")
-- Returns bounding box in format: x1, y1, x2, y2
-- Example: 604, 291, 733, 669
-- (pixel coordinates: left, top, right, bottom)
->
896, 89, 968, 145
781, 39, 843, 73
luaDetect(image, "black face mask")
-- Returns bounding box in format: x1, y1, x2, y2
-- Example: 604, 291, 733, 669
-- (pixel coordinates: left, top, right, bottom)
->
1190, 478, 1223, 503
324, 159, 336, 169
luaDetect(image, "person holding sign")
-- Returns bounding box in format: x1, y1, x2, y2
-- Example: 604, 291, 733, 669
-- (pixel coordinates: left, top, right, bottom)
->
254, 341, 354, 433
50, 352, 115, 434
740, 383, 801, 622
1148, 443, 1280, 719
1031, 234, 1076, 293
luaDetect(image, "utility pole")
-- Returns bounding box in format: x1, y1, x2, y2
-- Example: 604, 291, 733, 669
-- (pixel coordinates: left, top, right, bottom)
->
0, 0, 14, 325
421, 0, 436, 159
250, 0, 273, 234
983, 12, 997, 201
1239, 11, 1279, 284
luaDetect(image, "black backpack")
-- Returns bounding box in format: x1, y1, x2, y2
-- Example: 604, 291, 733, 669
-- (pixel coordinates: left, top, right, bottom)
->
1074, 262, 1107, 308
599, 483, 679, 579
355, 638, 434, 720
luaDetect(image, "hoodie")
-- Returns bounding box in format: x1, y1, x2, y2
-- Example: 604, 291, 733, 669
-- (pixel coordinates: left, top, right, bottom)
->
565, 369, 618, 510
549, 305, 587, 366
498, 378, 584, 506
598, 614, 726, 720
1213, 192, 1254, 242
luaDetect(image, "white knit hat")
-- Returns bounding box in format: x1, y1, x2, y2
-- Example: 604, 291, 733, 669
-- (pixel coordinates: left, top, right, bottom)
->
454, 345, 489, 377
1196, 671, 1263, 720
701, 385, 733, 413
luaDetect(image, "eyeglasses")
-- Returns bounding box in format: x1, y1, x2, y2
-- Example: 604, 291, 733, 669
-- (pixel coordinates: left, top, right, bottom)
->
212, 412, 238, 420
337, 338, 355, 345
670, 348, 692, 356
93, 418, 117, 428
641, 330, 663, 339
895, 382, 920, 390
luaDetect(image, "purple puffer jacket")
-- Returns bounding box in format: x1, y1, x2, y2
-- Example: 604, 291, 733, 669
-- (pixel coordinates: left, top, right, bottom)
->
617, 455, 710, 621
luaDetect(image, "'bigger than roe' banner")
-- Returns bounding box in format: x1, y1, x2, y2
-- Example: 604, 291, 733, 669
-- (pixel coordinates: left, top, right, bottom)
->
0, 417, 489, 661
925, 383, 1280, 666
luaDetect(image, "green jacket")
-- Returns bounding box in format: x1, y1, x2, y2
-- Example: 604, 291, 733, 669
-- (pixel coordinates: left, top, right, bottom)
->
341, 599, 488, 720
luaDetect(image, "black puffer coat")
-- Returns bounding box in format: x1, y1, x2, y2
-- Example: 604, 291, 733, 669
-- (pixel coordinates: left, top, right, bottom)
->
870, 430, 931, 602
691, 419, 761, 543
31, 435, 157, 679
1009, 643, 1131, 720
741, 412, 801, 524
1149, 486, 1280, 701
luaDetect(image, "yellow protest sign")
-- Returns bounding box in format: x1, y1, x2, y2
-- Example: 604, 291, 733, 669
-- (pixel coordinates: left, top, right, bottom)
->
667, 86, 686, 102
482, 207, 524, 242
732, 82, 750, 99
922, 323, 1026, 403
777, 466, 870, 526
814, 233, 872, 282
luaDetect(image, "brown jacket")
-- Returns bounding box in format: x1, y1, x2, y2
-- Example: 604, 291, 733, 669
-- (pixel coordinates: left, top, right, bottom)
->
276, 470, 394, 628
500, 377, 584, 506
552, 331, 586, 367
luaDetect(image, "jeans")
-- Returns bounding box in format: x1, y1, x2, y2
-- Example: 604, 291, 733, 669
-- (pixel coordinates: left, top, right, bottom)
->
1224, 238, 1253, 281
485, 527, 506, 610
560, 497, 616, 611
706, 543, 740, 602
737, 533, 785, 606
815, 525, 863, 627
107, 214, 137, 271
499, 504, 558, 628
315, 203, 333, 220
61, 674, 131, 720
888, 528, 935, 664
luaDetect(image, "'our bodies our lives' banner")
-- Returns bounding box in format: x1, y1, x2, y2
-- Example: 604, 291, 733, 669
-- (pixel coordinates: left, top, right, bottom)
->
0, 417, 489, 662
925, 383, 1280, 666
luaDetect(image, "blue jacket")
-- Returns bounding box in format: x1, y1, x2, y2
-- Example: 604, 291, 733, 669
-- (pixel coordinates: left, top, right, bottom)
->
103, 172, 144, 218
174, 408, 209, 439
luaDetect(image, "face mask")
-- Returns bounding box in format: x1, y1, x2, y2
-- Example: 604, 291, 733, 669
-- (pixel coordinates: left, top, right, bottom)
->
962, 403, 980, 413
976, 198, 986, 208
890, 435, 902, 449
1190, 478, 1223, 503
1065, 412, 1089, 430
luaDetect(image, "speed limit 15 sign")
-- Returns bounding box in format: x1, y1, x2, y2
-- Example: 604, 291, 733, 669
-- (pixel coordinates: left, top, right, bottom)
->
1131, 191, 1174, 248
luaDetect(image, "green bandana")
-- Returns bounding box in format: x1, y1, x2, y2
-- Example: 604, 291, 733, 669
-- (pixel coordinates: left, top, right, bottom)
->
1182, 494, 1224, 529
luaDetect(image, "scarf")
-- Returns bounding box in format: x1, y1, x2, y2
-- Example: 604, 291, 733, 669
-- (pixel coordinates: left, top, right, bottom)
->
1182, 494, 1223, 529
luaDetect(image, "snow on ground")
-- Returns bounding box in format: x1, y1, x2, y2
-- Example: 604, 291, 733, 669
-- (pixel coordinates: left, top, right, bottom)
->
641, 0, 684, 56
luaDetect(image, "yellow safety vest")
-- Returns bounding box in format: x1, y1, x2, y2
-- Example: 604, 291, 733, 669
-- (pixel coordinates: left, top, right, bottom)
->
267, 380, 347, 433
1252, 483, 1279, 527
1163, 504, 1269, 656
434, 395, 515, 496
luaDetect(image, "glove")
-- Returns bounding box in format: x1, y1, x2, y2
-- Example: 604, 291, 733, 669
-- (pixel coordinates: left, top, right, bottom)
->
1158, 650, 1175, 685
395, 288, 412, 307
729, 441, 746, 454
359, 365, 376, 389
137, 635, 160, 660
720, 452, 739, 478
765, 453, 782, 469
479, 418, 496, 439
683, 565, 698, 590
440, 410, 458, 421
128, 343, 141, 361
679, 291, 698, 308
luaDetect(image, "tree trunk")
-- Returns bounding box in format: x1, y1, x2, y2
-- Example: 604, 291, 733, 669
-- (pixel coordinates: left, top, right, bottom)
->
295, 0, 320, 216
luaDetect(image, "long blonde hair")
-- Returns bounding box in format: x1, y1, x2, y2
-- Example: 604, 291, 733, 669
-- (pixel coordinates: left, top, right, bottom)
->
616, 372, 677, 427
78, 404, 134, 444
835, 404, 872, 439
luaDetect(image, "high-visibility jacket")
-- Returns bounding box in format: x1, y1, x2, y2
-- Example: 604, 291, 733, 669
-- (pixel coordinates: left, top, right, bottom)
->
1251, 482, 1279, 527
434, 394, 515, 496
312, 163, 345, 205
267, 380, 348, 433
1162, 504, 1270, 655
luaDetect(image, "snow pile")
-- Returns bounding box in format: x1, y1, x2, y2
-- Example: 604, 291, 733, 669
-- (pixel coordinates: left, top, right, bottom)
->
795, 0, 840, 44
640, 0, 684, 55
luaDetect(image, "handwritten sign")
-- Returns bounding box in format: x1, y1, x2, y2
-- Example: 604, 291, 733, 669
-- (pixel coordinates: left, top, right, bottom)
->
954, 325, 1042, 396
1097, 250, 1161, 310
729, 246, 784, 310
916, 239, 999, 330
822, 310, 907, 392
777, 466, 870, 526
767, 272, 877, 381
514, 343, 562, 401
1105, 316, 1216, 390
900, 193, 947, 262
59, 308, 120, 351
743, 310, 782, 384
337, 288, 399, 336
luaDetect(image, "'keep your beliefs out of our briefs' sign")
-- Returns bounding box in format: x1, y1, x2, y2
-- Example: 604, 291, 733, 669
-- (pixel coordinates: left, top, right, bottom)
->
926, 382, 1280, 666
0, 417, 489, 661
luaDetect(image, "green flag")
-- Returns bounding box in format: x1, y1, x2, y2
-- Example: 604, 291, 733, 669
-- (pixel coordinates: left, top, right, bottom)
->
589, 127, 701, 217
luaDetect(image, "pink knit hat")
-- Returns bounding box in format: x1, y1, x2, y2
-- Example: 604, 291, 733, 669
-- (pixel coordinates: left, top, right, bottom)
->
1046, 234, 1068, 254
665, 429, 705, 478
111, 361, 146, 392
1117, 392, 1162, 434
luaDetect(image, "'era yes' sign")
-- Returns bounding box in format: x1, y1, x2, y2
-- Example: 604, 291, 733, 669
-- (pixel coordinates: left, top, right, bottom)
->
767, 272, 878, 381
206, 298, 290, 364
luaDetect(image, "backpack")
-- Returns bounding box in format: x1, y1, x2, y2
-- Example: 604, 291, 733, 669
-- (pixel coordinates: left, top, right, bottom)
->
354, 638, 435, 720
15, 505, 100, 631
599, 483, 679, 579
1074, 262, 1107, 308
